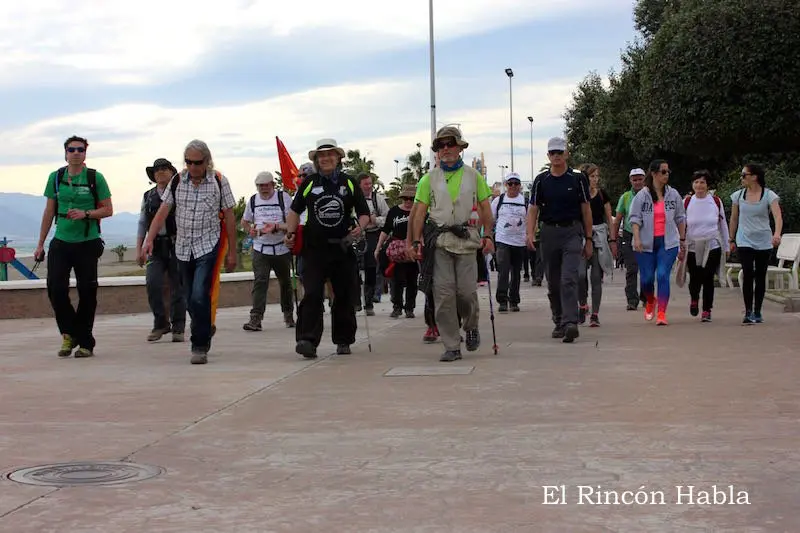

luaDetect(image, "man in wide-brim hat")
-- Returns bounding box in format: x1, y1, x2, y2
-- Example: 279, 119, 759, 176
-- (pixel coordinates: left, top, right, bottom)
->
406, 126, 495, 362
284, 138, 371, 358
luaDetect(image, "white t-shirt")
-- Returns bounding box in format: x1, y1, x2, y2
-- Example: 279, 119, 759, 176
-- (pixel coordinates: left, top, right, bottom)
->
686, 195, 727, 251
491, 193, 527, 247
242, 191, 292, 255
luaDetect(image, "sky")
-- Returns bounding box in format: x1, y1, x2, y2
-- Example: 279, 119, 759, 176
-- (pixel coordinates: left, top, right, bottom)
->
0, 0, 639, 214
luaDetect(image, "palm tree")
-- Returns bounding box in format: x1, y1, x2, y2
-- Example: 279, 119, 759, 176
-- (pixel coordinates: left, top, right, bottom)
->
400, 149, 428, 185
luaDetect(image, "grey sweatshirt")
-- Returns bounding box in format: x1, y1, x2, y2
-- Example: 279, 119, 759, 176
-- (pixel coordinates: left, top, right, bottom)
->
628, 185, 686, 252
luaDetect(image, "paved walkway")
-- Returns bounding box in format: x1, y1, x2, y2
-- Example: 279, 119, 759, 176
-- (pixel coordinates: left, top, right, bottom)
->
1, 273, 799, 532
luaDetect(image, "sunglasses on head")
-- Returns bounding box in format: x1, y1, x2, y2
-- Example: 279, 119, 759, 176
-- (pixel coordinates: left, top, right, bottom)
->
185, 158, 205, 166
66, 147, 85, 153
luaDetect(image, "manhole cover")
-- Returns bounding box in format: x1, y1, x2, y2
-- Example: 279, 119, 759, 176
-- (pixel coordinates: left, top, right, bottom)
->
7, 461, 164, 487
384, 366, 475, 376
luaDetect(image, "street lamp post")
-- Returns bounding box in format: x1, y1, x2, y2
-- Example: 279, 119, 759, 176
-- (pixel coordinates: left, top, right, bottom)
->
505, 68, 514, 172
428, 0, 437, 164
394, 159, 399, 181
527, 116, 534, 180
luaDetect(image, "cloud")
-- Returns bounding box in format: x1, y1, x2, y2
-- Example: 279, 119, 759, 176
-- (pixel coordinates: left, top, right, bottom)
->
0, 0, 631, 88
0, 75, 581, 213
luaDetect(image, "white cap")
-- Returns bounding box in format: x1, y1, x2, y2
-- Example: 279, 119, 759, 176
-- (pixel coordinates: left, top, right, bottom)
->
255, 171, 274, 185
629, 168, 645, 177
547, 137, 567, 151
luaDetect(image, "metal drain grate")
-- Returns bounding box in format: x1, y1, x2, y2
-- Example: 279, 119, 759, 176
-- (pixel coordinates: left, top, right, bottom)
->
7, 461, 164, 487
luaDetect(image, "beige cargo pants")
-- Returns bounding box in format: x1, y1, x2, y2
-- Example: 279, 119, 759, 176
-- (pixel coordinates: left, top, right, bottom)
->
433, 247, 480, 351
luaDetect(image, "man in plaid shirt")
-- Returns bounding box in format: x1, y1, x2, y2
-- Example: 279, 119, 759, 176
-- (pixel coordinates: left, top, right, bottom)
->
143, 139, 237, 364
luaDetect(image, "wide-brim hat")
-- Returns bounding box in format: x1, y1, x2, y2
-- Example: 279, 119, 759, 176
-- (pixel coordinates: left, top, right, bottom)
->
399, 184, 417, 199
308, 138, 346, 161
146, 158, 177, 182
432, 126, 468, 151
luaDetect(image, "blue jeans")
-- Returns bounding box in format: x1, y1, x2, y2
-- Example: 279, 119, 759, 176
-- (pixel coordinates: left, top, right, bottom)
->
179, 244, 219, 352
636, 236, 678, 312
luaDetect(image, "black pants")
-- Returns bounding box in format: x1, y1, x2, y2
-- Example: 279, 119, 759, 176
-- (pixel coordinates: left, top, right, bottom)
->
495, 242, 525, 304
46, 238, 103, 350
362, 231, 379, 309
687, 248, 722, 312
146, 247, 186, 331
621, 230, 644, 307
476, 248, 489, 282
391, 261, 418, 311
737, 247, 771, 314
297, 243, 358, 347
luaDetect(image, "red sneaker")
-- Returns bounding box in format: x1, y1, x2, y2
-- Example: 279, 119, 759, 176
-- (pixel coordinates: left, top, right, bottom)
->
656, 311, 668, 326
644, 300, 656, 322
423, 327, 438, 343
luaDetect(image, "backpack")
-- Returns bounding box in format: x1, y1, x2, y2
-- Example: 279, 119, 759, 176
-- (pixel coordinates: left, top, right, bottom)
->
249, 191, 287, 223
53, 166, 101, 237
171, 170, 223, 217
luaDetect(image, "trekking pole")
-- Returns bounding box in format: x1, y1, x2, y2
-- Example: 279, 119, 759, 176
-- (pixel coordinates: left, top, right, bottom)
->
290, 255, 300, 316
362, 301, 372, 353
484, 253, 498, 355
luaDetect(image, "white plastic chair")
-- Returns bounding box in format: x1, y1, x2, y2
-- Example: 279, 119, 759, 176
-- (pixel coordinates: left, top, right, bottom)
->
737, 234, 800, 291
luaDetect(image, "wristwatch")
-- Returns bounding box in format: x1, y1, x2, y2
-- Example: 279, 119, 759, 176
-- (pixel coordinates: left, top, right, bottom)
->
84, 210, 91, 219
411, 241, 421, 248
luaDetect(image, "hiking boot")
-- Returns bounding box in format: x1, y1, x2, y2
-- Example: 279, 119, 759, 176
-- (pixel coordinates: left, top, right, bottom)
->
295, 340, 317, 359
423, 327, 439, 343
644, 300, 656, 321
405, 310, 415, 319
390, 308, 402, 318
243, 316, 262, 332
701, 311, 712, 322
465, 329, 480, 352
74, 347, 94, 358
58, 334, 76, 357
284, 312, 295, 328
562, 323, 579, 343
190, 347, 208, 365
440, 349, 462, 362
551, 325, 565, 339
689, 300, 699, 317
656, 311, 668, 326
498, 302, 508, 313
578, 305, 588, 324
589, 314, 600, 327
742, 312, 755, 325
147, 327, 171, 342
510, 303, 520, 312
336, 344, 351, 355
172, 330, 185, 342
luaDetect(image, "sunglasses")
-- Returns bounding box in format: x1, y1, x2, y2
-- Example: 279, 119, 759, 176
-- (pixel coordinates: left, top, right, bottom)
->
435, 140, 458, 150
66, 147, 86, 153
547, 150, 564, 156
658, 169, 671, 175
185, 158, 205, 166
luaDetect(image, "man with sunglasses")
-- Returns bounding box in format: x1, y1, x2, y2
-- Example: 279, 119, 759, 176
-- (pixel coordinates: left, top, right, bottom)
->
526, 137, 593, 343
35, 136, 114, 359
491, 172, 527, 313
612, 168, 647, 310
143, 140, 237, 365
407, 126, 495, 362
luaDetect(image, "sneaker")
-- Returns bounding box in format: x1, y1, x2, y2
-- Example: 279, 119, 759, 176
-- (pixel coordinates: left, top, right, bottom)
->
510, 303, 520, 313
701, 311, 712, 322
190, 348, 208, 365
365, 308, 375, 317
742, 313, 755, 325
74, 347, 94, 358
753, 312, 763, 324
656, 311, 668, 326
578, 305, 588, 324
589, 314, 600, 327
172, 330, 185, 342
243, 316, 262, 331
405, 310, 415, 319
644, 300, 656, 321
295, 340, 317, 359
626, 303, 638, 311
336, 344, 351, 355
689, 300, 699, 317
551, 325, 566, 339
423, 327, 438, 343
523, 275, 530, 282
465, 329, 480, 352
284, 312, 295, 328
440, 349, 462, 362
147, 327, 171, 342
498, 302, 508, 313
562, 323, 579, 343
390, 308, 402, 318
58, 334, 76, 358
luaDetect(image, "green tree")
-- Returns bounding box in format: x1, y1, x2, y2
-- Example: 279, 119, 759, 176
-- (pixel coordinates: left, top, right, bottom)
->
111, 244, 127, 262
233, 196, 247, 263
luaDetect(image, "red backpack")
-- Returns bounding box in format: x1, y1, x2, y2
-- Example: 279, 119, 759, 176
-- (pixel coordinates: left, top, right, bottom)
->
684, 194, 722, 218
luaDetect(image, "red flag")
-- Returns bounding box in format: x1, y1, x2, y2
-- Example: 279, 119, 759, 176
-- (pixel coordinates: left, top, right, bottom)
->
276, 136, 300, 192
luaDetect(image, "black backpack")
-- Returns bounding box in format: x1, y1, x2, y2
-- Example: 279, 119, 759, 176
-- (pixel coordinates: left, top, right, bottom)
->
53, 166, 101, 237
249, 192, 287, 223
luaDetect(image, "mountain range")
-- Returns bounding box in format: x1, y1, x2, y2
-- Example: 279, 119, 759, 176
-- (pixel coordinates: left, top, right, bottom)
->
0, 193, 139, 251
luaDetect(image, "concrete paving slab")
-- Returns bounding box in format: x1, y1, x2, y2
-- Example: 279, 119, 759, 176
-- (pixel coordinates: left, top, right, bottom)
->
1, 275, 799, 531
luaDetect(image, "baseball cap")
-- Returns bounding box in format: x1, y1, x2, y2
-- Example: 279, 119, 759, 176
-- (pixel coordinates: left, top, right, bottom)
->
505, 172, 521, 183
254, 171, 274, 185
629, 168, 646, 177
547, 137, 567, 152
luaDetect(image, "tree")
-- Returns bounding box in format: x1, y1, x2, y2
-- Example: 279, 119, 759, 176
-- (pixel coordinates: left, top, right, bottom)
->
232, 196, 247, 264
400, 149, 428, 184
111, 244, 127, 262
342, 149, 375, 177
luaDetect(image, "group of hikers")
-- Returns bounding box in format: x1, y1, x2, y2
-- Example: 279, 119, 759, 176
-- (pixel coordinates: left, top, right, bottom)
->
34, 129, 784, 364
